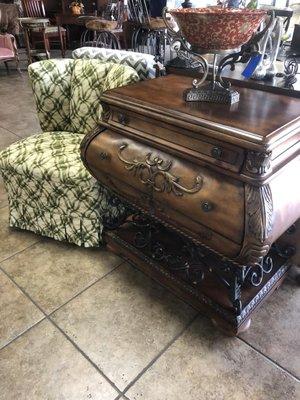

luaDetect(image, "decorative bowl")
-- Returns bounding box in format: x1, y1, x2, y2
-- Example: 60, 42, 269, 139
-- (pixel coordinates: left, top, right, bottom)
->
168, 7, 267, 52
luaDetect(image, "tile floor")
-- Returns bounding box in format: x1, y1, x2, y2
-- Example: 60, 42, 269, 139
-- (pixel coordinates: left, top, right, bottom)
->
0, 67, 299, 400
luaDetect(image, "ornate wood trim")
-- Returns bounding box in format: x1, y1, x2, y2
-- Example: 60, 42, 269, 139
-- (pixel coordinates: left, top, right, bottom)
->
244, 150, 272, 176
80, 126, 107, 166
101, 103, 111, 123
117, 144, 203, 197
238, 184, 274, 264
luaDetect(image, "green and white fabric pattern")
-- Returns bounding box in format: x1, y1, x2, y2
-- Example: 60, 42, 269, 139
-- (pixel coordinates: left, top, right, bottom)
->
0, 59, 139, 247
72, 47, 158, 80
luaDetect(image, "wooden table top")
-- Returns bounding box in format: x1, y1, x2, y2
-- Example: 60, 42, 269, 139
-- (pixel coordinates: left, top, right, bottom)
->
103, 74, 300, 149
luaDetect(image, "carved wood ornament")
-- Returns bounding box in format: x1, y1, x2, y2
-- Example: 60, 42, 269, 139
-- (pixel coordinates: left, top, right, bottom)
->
245, 150, 272, 176
239, 184, 274, 265
118, 144, 203, 197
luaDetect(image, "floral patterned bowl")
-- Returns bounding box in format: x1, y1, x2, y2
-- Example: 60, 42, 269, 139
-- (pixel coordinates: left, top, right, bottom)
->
168, 7, 267, 52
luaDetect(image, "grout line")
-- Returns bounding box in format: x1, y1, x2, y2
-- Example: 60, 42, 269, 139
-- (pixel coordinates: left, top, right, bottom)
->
2, 240, 299, 389
0, 124, 28, 139
121, 313, 200, 396
0, 202, 9, 210
0, 238, 42, 265
125, 261, 300, 384
0, 126, 21, 140
115, 393, 130, 400
237, 336, 300, 382
0, 317, 46, 352
0, 263, 124, 396
49, 317, 123, 396
48, 259, 125, 316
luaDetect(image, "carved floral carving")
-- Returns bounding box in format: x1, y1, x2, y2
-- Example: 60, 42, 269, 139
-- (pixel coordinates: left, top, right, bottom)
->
101, 103, 111, 122
118, 144, 203, 197
245, 150, 272, 175
238, 184, 274, 264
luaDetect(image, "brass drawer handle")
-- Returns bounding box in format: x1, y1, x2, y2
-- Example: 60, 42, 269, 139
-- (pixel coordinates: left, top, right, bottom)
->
118, 113, 128, 125
211, 146, 223, 160
99, 151, 109, 160
201, 201, 213, 212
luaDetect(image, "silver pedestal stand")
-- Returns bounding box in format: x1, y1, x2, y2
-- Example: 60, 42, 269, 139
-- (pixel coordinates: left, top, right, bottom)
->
163, 9, 240, 105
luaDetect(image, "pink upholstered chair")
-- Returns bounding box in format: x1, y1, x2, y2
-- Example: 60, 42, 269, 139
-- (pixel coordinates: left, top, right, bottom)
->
0, 33, 20, 73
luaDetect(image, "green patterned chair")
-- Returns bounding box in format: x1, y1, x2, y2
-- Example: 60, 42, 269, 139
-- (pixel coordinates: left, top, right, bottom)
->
0, 58, 139, 247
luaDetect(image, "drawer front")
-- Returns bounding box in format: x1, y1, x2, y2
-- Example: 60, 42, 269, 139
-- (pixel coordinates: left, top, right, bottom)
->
109, 107, 245, 173
85, 129, 245, 245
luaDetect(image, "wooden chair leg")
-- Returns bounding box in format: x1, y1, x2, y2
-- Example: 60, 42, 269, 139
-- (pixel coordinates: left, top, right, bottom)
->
44, 35, 51, 59
15, 54, 22, 74
23, 27, 33, 65
58, 27, 66, 58
4, 61, 9, 74
63, 32, 67, 55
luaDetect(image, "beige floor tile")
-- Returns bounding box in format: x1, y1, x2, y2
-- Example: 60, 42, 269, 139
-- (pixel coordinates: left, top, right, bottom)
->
126, 316, 300, 400
0, 72, 32, 93
0, 75, 40, 138
240, 276, 300, 378
0, 319, 118, 400
0, 271, 44, 349
0, 110, 40, 138
52, 263, 197, 391
0, 206, 40, 262
0, 126, 20, 150
1, 239, 122, 314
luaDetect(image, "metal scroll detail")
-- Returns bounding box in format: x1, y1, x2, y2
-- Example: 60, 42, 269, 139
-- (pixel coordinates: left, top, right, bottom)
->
218, 12, 275, 76
127, 213, 276, 315
131, 214, 206, 286
118, 144, 203, 196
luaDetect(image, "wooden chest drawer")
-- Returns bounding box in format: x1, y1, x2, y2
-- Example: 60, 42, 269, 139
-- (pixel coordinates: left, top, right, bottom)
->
85, 129, 245, 251
108, 107, 245, 173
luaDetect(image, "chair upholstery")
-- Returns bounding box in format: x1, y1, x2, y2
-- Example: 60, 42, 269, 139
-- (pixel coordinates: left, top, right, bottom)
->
0, 33, 20, 72
72, 47, 159, 80
0, 34, 15, 59
0, 59, 139, 247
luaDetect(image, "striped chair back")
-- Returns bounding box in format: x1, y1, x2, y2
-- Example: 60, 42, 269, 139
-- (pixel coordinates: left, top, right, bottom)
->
21, 0, 46, 18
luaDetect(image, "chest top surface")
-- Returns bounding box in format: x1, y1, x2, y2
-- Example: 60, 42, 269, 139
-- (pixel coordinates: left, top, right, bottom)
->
101, 74, 300, 150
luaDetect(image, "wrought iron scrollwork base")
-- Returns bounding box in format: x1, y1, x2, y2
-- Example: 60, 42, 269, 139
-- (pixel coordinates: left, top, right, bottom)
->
123, 213, 280, 316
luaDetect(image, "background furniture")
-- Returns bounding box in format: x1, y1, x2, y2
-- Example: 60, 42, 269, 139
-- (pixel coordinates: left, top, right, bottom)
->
56, 0, 105, 43
19, 17, 51, 63
0, 3, 20, 35
0, 58, 139, 247
21, 0, 67, 58
80, 0, 125, 49
82, 73, 300, 335
126, 0, 168, 61
0, 33, 20, 72
72, 46, 161, 79
81, 17, 121, 49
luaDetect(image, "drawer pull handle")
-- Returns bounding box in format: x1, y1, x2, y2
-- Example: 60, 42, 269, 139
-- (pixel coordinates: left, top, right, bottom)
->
211, 146, 223, 160
201, 201, 213, 212
118, 113, 128, 125
99, 152, 109, 160
118, 144, 203, 197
